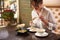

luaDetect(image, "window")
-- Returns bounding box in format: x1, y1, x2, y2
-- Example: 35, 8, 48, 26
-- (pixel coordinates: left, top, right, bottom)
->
0, 0, 4, 26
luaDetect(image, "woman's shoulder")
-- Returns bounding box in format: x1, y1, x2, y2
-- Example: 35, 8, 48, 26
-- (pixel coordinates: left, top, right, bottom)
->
43, 6, 52, 13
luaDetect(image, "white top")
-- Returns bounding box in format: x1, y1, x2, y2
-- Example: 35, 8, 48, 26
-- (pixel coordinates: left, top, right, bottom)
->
31, 6, 56, 30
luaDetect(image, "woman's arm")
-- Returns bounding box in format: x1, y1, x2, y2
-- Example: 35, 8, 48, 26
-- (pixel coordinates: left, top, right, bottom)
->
39, 11, 56, 30
48, 11, 56, 30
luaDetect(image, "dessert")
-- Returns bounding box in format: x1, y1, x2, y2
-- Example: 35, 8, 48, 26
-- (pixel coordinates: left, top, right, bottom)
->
17, 30, 27, 33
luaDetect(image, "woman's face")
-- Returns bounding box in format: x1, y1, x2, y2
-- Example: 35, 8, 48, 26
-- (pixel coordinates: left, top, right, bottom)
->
31, 1, 43, 10
33, 4, 43, 10
38, 3, 43, 10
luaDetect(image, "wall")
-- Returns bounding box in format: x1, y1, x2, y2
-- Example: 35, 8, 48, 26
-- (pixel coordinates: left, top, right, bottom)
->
43, 0, 60, 6
19, 0, 32, 26
48, 8, 60, 28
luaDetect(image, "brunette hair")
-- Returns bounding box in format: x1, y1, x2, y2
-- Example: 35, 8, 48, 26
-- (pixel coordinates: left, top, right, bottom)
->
30, 0, 43, 8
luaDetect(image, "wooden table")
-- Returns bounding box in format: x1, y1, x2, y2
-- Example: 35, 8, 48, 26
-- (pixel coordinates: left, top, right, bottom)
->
1, 26, 60, 40
15, 30, 59, 40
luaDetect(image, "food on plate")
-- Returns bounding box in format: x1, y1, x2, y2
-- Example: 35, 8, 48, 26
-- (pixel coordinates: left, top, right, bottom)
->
17, 30, 27, 33
16, 24, 25, 28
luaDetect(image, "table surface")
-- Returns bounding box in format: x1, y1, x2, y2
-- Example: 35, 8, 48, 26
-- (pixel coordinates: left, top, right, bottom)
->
0, 26, 60, 40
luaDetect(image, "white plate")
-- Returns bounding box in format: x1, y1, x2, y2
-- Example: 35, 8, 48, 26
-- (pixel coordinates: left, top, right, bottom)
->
35, 32, 48, 37
52, 30, 60, 34
0, 26, 6, 28
27, 27, 31, 30
29, 29, 36, 32
29, 28, 39, 32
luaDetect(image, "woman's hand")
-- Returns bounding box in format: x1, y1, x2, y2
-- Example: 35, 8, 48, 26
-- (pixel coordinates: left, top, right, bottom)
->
39, 15, 44, 20
29, 21, 33, 26
29, 21, 36, 27
39, 15, 49, 26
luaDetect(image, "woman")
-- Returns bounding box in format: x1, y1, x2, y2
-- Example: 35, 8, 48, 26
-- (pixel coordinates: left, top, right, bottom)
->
30, 0, 56, 30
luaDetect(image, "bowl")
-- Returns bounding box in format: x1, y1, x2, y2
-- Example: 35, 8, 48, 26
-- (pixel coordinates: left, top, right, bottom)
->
17, 30, 27, 33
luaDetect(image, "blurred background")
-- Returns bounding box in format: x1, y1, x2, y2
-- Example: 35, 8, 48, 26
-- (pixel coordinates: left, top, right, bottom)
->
0, 0, 60, 27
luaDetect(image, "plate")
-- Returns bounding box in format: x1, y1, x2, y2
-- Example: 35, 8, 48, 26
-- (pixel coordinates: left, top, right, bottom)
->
27, 27, 31, 30
29, 29, 36, 32
29, 28, 38, 32
52, 30, 60, 34
35, 32, 48, 37
0, 26, 6, 28
27, 27, 35, 30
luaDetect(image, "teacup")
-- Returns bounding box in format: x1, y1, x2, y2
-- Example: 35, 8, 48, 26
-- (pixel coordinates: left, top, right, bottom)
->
36, 29, 45, 33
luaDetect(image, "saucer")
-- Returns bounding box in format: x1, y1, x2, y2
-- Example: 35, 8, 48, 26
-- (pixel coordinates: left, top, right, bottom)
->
27, 27, 31, 30
52, 30, 60, 34
27, 27, 38, 32
35, 32, 48, 37
29, 29, 36, 32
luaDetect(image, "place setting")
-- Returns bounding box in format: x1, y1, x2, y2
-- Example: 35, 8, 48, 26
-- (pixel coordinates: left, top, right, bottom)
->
27, 27, 48, 37
27, 21, 49, 37
35, 28, 48, 37
27, 27, 38, 33
16, 24, 28, 34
